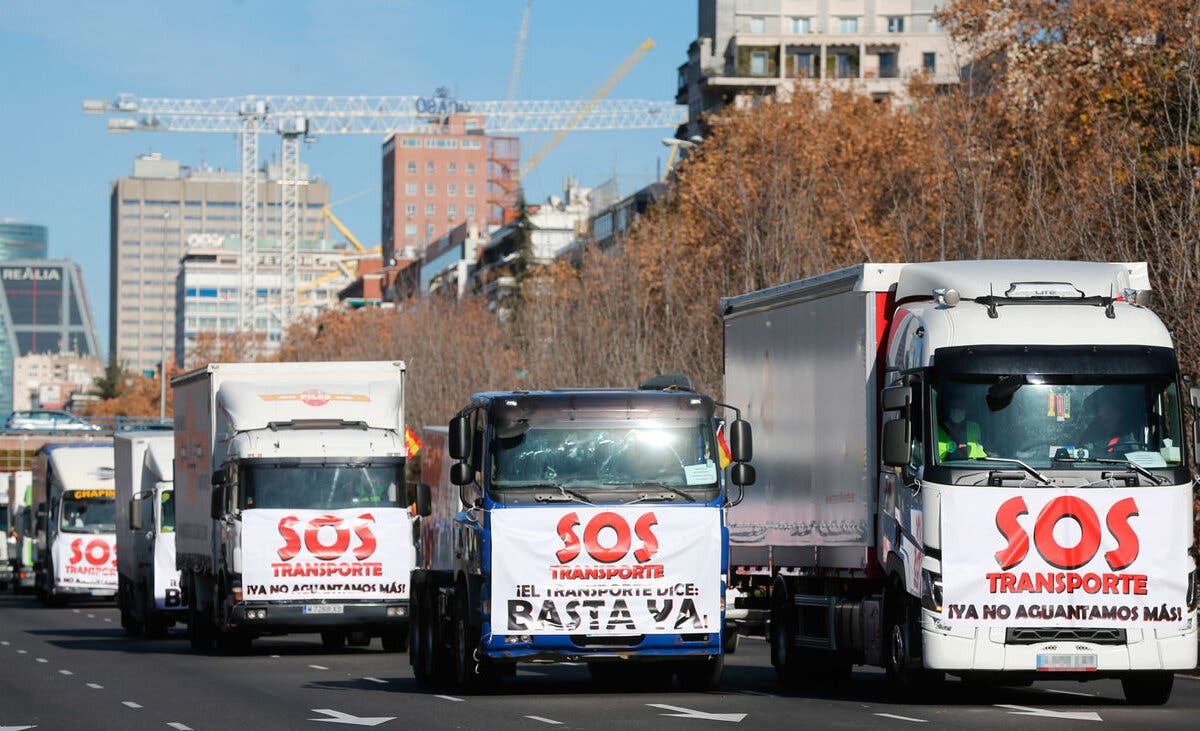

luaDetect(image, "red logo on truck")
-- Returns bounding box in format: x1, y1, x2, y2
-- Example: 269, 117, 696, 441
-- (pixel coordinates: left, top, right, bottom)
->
994, 495, 1140, 571
69, 538, 115, 566
276, 514, 377, 561
554, 511, 660, 564
300, 389, 330, 407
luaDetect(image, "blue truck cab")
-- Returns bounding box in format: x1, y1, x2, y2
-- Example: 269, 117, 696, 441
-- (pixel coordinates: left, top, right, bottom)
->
410, 375, 754, 691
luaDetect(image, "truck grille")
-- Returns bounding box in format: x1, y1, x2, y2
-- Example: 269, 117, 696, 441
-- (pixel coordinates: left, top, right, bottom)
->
1004, 627, 1126, 645
569, 634, 644, 648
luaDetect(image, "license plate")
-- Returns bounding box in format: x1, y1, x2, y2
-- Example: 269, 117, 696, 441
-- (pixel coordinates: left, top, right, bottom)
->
303, 604, 344, 615
1037, 653, 1097, 672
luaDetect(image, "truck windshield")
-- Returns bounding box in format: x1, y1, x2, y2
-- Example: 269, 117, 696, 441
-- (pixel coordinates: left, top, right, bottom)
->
159, 490, 174, 532
241, 463, 403, 510
931, 374, 1184, 471
59, 490, 116, 534
490, 420, 720, 497
0, 509, 7, 532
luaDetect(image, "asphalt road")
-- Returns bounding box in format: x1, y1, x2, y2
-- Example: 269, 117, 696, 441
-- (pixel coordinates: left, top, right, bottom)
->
1, 593, 1198, 730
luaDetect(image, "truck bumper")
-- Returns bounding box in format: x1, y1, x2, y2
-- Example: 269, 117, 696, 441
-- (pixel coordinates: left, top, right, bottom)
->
483, 632, 721, 663
53, 585, 117, 598
921, 609, 1198, 675
232, 600, 409, 632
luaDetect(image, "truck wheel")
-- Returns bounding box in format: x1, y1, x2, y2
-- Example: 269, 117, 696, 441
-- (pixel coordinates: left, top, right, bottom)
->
677, 655, 724, 692
1122, 673, 1173, 705
321, 630, 347, 651
410, 596, 428, 682
187, 579, 216, 651
723, 627, 740, 654
770, 583, 801, 683
381, 628, 408, 652
453, 596, 495, 692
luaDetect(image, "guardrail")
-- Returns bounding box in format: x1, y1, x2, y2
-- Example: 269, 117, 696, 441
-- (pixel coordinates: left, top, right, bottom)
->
0, 416, 171, 436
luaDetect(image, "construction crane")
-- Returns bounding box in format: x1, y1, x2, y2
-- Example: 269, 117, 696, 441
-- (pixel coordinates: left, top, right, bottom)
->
84, 92, 684, 337
505, 0, 533, 111
299, 187, 383, 296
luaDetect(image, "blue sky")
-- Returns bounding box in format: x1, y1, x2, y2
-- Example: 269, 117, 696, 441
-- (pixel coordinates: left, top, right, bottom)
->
0, 0, 694, 355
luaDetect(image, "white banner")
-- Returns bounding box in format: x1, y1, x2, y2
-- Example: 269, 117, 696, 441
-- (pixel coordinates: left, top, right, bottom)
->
491, 506, 722, 636
242, 508, 414, 601
153, 533, 187, 610
52, 534, 118, 591
941, 486, 1191, 627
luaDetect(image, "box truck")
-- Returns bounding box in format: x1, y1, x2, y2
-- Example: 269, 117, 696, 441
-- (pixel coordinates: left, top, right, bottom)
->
173, 362, 415, 652
32, 443, 118, 605
116, 430, 187, 635
7, 471, 35, 592
410, 376, 754, 691
722, 261, 1197, 705
1, 475, 12, 588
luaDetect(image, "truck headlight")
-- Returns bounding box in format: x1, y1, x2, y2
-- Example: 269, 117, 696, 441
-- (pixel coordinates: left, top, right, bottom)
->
920, 569, 943, 613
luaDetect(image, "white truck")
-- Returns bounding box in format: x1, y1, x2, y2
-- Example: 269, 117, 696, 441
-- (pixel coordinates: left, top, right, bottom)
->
722, 261, 1197, 705
1, 475, 11, 589
32, 443, 118, 605
116, 430, 187, 635
6, 471, 35, 592
173, 361, 416, 652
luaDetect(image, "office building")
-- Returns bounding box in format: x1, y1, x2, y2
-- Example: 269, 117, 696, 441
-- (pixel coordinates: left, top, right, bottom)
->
381, 107, 519, 264
677, 0, 960, 136
109, 153, 330, 373
0, 260, 101, 415
12, 353, 104, 411
0, 221, 49, 261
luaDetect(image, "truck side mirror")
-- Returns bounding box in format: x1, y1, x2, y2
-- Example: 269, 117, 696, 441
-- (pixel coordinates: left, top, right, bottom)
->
130, 498, 143, 531
882, 417, 911, 467
1191, 385, 1199, 460
729, 419, 753, 463
211, 470, 227, 486
881, 385, 911, 412
450, 461, 473, 487
35, 503, 46, 531
210, 485, 225, 520
416, 482, 432, 517
730, 461, 755, 487
448, 415, 471, 462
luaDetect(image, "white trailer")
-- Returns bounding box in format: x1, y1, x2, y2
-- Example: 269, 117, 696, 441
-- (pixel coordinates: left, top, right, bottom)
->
173, 361, 415, 652
32, 443, 118, 605
722, 261, 1197, 705
116, 430, 186, 635
7, 471, 35, 591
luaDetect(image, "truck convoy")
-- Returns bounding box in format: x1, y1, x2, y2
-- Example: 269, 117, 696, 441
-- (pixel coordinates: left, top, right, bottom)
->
32, 443, 118, 605
173, 362, 416, 652
6, 471, 35, 592
722, 260, 1197, 705
116, 430, 187, 635
410, 377, 754, 690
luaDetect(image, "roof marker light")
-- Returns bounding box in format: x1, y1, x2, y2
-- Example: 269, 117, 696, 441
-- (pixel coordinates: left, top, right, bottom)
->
933, 287, 960, 307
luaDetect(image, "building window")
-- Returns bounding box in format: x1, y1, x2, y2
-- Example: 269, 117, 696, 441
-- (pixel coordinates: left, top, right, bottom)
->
402, 138, 421, 148
750, 51, 768, 75
923, 51, 937, 73
749, 16, 765, 33
466, 163, 476, 175
405, 224, 416, 236
461, 139, 482, 150
827, 48, 860, 78
405, 183, 417, 195
406, 204, 416, 218
879, 51, 899, 78
448, 184, 457, 197
466, 204, 475, 218
406, 161, 417, 174
839, 17, 859, 33
425, 224, 435, 238
929, 17, 941, 33
426, 204, 435, 216
426, 161, 435, 175
425, 183, 435, 196
466, 183, 476, 197
448, 204, 457, 220
791, 17, 810, 34
448, 162, 457, 175
791, 52, 816, 78
886, 16, 905, 33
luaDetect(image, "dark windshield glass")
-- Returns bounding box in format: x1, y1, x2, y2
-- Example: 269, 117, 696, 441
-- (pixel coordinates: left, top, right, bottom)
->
932, 374, 1184, 471
0, 509, 7, 532
159, 490, 175, 532
60, 491, 116, 534
491, 420, 719, 491
242, 464, 403, 510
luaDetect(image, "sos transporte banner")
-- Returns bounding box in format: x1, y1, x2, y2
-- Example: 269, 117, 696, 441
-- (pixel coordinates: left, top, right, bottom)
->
153, 534, 187, 610
52, 534, 117, 590
941, 487, 1191, 627
242, 509, 414, 601
491, 506, 721, 636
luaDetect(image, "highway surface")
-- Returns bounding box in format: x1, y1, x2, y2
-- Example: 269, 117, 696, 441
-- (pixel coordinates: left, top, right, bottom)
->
1, 593, 1197, 729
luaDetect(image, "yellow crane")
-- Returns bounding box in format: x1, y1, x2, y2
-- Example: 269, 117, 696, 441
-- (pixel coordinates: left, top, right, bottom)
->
299, 188, 381, 295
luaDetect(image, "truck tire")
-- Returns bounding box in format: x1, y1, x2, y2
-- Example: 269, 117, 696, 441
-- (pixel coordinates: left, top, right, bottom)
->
1122, 673, 1173, 705
883, 583, 942, 696
769, 581, 802, 683
453, 594, 496, 692
187, 577, 216, 651
677, 654, 724, 692
321, 631, 347, 651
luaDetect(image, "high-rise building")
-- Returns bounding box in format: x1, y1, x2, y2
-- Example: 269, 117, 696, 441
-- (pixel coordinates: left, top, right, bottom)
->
0, 260, 100, 415
381, 108, 519, 265
677, 0, 959, 137
0, 221, 49, 261
109, 153, 331, 373
12, 353, 104, 412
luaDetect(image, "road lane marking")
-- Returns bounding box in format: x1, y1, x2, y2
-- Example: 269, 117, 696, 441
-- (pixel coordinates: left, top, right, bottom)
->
35, 658, 47, 663
87, 614, 95, 618
739, 690, 776, 697
87, 683, 103, 689
434, 695, 465, 702
122, 701, 143, 709
996, 704, 1101, 722
270, 654, 281, 659
1175, 674, 1200, 680
73, 609, 81, 613
526, 716, 562, 725
103, 618, 113, 623
309, 709, 395, 725
1, 640, 9, 646
647, 704, 746, 723
309, 664, 330, 670
16, 649, 27, 654
874, 713, 927, 723
58, 670, 73, 676
363, 677, 388, 684
166, 723, 193, 730
1041, 688, 1094, 698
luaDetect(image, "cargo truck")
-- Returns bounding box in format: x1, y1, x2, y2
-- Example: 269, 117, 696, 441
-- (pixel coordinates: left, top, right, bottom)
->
116, 430, 187, 635
173, 362, 416, 652
410, 376, 754, 691
1, 475, 12, 588
32, 443, 118, 605
722, 261, 1197, 705
7, 471, 35, 592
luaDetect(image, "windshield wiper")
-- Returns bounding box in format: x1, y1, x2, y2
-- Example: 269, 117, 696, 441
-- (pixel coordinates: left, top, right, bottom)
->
963, 456, 1052, 486
525, 483, 594, 505
1054, 456, 1166, 485
607, 481, 698, 503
